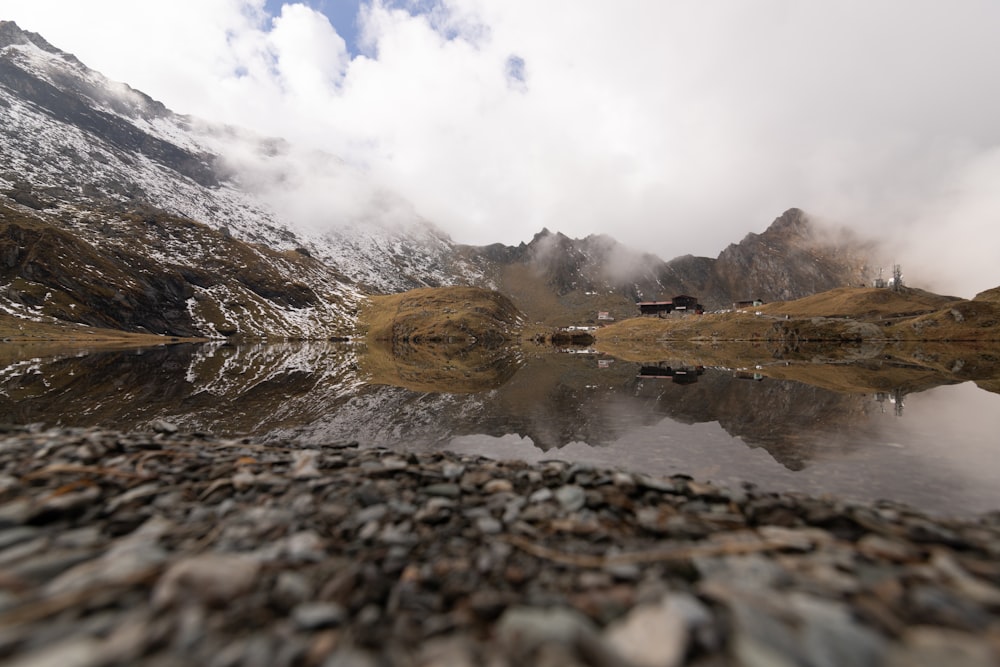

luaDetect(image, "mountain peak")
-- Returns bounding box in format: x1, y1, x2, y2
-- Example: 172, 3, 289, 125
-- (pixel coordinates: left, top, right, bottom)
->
0, 20, 62, 55
764, 207, 809, 236
531, 228, 553, 243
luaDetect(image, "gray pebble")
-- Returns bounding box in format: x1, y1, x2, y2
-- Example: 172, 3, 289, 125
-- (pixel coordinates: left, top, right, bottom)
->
292, 602, 346, 630
554, 485, 586, 512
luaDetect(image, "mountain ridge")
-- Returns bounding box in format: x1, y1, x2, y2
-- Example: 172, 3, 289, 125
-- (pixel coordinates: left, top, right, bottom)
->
460, 207, 879, 326
2, 20, 882, 339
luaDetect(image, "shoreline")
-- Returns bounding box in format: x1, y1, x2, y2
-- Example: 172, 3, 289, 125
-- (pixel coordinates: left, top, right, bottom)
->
1, 427, 998, 665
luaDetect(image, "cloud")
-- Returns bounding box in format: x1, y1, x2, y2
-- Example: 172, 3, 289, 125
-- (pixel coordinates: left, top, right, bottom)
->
4, 1, 1000, 296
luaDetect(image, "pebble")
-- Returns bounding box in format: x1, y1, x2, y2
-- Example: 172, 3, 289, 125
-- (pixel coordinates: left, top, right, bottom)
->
554, 484, 586, 512
496, 606, 596, 653
0, 526, 38, 550
152, 554, 261, 608
423, 482, 461, 498
290, 449, 322, 479
483, 478, 514, 494
476, 516, 503, 534
150, 420, 179, 435
605, 599, 687, 667
528, 487, 553, 503
292, 602, 346, 630
0, 426, 997, 667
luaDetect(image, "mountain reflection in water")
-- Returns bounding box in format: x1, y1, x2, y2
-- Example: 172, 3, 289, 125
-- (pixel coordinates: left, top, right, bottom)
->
2, 342, 999, 517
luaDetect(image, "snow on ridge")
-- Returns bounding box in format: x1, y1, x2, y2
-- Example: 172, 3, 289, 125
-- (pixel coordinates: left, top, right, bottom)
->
1, 30, 491, 299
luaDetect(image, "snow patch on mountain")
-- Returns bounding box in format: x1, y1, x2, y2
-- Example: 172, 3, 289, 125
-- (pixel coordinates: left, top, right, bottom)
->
0, 19, 484, 296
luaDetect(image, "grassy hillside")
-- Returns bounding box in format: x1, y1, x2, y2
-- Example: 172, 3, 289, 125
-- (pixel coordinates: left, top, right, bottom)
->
0, 311, 201, 345
359, 286, 524, 344
596, 286, 1000, 357
974, 286, 1000, 303
756, 286, 960, 318
496, 263, 638, 327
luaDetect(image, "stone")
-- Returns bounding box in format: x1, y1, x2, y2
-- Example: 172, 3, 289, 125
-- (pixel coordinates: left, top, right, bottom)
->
2, 636, 105, 667
150, 420, 179, 434
757, 525, 831, 551
45, 518, 170, 596
380, 456, 410, 471
0, 499, 31, 527
483, 478, 513, 494
416, 637, 478, 667
0, 525, 39, 550
529, 487, 553, 503
274, 571, 311, 607
292, 602, 347, 631
612, 472, 635, 487
908, 585, 991, 630
379, 521, 417, 546
502, 497, 525, 523
496, 606, 598, 654
666, 591, 719, 651
29, 485, 101, 522
291, 450, 322, 479
476, 516, 503, 535
153, 554, 261, 608
788, 592, 887, 667
441, 463, 466, 480
724, 589, 887, 667
9, 548, 100, 584
856, 534, 919, 562
284, 530, 327, 562
415, 497, 454, 524
929, 550, 1000, 607
423, 483, 461, 498
695, 553, 789, 590
353, 503, 389, 525
554, 485, 586, 512
604, 599, 687, 667
635, 475, 676, 493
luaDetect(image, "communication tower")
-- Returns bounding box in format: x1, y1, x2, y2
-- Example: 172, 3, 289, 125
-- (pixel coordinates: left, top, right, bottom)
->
891, 264, 903, 292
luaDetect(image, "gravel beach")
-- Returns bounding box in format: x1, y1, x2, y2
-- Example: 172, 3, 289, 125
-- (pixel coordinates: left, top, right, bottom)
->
1, 425, 998, 666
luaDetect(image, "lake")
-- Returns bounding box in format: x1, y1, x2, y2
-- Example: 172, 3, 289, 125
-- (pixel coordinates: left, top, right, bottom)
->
2, 341, 999, 518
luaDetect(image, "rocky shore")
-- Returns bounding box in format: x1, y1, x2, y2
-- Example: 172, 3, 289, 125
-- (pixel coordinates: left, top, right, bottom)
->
1, 426, 998, 666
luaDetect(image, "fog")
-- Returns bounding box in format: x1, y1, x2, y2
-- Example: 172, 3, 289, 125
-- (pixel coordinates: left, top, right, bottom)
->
5, 1, 1000, 296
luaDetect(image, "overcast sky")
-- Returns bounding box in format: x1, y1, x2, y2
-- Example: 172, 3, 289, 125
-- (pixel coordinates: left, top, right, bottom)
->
4, 1, 1000, 295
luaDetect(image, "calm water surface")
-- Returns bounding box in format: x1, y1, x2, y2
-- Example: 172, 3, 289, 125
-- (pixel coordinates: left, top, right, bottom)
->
2, 342, 998, 518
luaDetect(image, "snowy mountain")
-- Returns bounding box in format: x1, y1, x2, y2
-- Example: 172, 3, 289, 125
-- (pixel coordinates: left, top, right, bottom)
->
0, 19, 483, 333
1, 20, 878, 339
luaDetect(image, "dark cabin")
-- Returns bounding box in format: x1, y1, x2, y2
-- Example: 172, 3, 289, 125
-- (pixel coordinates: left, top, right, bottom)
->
637, 301, 674, 316
672, 295, 700, 311
637, 295, 704, 316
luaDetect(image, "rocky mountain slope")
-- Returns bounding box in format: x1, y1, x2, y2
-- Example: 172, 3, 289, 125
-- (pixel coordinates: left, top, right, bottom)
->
0, 199, 358, 339
0, 20, 481, 314
462, 208, 879, 326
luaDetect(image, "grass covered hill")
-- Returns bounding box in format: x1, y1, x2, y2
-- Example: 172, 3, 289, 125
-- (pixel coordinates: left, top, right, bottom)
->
756, 286, 960, 319
358, 286, 524, 344
596, 286, 1000, 348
